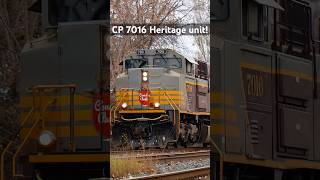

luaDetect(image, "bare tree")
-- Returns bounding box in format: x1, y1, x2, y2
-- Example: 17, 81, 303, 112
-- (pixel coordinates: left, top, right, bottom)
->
192, 0, 210, 63
110, 0, 192, 87
0, 0, 40, 144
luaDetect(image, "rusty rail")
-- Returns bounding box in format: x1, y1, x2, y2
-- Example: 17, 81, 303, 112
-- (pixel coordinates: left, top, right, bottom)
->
112, 150, 210, 162
129, 166, 210, 180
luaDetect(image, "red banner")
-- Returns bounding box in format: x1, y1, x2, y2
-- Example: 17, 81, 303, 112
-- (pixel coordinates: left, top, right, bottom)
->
93, 94, 110, 139
139, 88, 151, 106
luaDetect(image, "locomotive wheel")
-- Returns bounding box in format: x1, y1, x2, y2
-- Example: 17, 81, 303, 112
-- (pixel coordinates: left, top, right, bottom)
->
178, 135, 188, 148
165, 141, 178, 149
139, 137, 145, 149
120, 133, 133, 150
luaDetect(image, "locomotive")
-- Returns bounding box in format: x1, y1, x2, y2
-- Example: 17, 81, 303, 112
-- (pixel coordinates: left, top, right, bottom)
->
111, 49, 210, 149
0, 0, 109, 179
211, 0, 320, 179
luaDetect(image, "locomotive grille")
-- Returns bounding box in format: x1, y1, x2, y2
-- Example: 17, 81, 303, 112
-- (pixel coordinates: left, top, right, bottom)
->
250, 119, 259, 144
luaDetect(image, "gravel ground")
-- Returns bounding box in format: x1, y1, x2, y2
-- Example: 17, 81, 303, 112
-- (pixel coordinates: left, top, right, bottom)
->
123, 158, 210, 179
155, 159, 210, 174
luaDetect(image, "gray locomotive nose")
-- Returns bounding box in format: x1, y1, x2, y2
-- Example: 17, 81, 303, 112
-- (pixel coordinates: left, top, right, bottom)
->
128, 68, 143, 89
127, 68, 167, 89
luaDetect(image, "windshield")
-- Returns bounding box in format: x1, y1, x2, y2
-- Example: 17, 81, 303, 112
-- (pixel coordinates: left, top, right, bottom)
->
125, 59, 148, 69
153, 58, 182, 68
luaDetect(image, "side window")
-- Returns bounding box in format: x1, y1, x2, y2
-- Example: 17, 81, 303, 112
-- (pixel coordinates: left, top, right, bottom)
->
186, 61, 193, 76
242, 0, 268, 41
273, 0, 311, 57
196, 61, 208, 80
211, 0, 230, 21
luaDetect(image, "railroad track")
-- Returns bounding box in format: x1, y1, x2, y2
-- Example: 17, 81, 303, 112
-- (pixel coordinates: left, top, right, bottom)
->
111, 147, 209, 154
112, 150, 210, 163
129, 166, 210, 180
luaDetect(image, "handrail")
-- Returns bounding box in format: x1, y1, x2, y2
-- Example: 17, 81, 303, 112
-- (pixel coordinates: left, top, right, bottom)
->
0, 107, 34, 180
0, 141, 12, 180
110, 91, 128, 123
12, 99, 55, 177
111, 87, 162, 121
120, 114, 168, 121
112, 89, 181, 140
113, 88, 180, 111
164, 92, 177, 125
210, 137, 224, 180
112, 89, 181, 127
307, 7, 320, 99
0, 84, 75, 179
20, 108, 34, 128
32, 84, 76, 89
12, 115, 41, 177
164, 91, 180, 111
163, 91, 180, 138
33, 84, 76, 151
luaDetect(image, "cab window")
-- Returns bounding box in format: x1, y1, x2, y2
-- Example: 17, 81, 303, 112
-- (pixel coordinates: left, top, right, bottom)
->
274, 0, 311, 57
242, 0, 268, 41
153, 58, 182, 68
186, 61, 194, 76
125, 59, 148, 69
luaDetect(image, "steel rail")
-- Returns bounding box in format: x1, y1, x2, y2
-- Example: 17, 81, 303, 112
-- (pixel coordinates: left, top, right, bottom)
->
129, 166, 210, 180
112, 150, 210, 164
111, 147, 209, 154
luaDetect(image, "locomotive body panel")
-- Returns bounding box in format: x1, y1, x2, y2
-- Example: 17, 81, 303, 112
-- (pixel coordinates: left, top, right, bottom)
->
211, 1, 320, 176
17, 22, 109, 154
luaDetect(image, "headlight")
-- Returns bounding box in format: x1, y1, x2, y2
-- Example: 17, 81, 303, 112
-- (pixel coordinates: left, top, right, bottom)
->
142, 71, 148, 77
154, 102, 160, 108
142, 76, 148, 82
39, 130, 56, 146
121, 102, 128, 109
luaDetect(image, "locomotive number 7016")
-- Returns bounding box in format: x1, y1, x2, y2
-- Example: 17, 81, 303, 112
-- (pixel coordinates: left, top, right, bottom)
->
246, 73, 264, 97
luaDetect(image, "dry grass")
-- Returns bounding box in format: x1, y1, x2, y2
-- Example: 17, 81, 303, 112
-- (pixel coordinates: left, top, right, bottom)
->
111, 155, 156, 179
